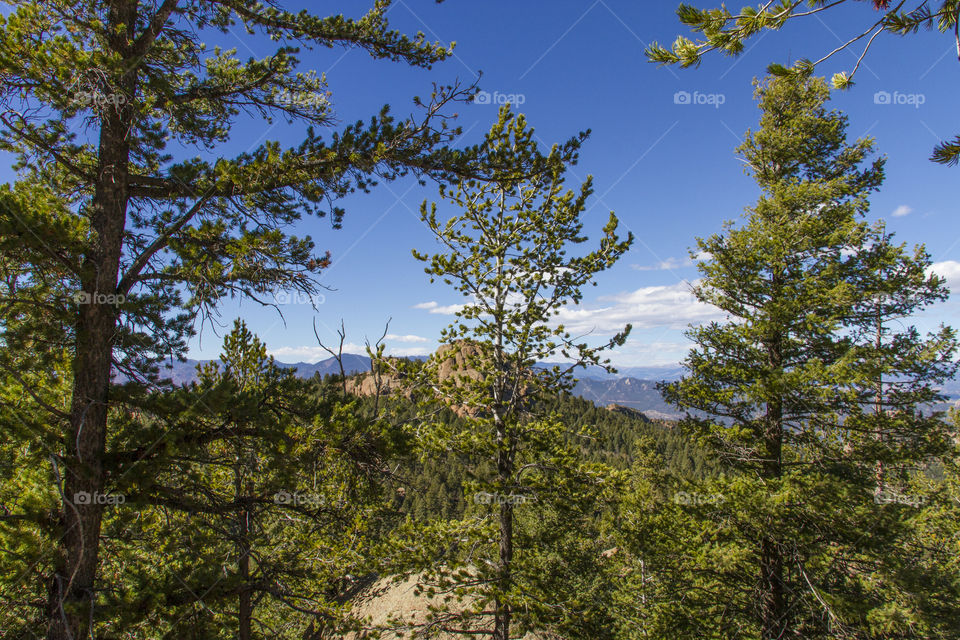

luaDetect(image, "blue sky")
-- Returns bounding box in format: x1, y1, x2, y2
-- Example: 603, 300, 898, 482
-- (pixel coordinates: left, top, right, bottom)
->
22, 1, 960, 366
196, 0, 960, 366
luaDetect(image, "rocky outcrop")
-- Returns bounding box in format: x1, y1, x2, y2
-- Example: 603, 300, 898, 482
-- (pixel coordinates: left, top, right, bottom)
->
433, 341, 488, 386
345, 341, 494, 416
344, 368, 407, 397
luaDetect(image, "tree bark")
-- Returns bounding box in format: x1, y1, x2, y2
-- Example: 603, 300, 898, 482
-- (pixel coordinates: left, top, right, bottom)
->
493, 435, 514, 640
759, 536, 786, 640
874, 305, 885, 497
760, 301, 787, 640
238, 469, 252, 640
46, 3, 135, 637
491, 199, 512, 640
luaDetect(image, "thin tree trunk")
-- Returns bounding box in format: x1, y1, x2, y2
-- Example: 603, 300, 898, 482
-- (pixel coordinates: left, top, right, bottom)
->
759, 536, 785, 640
238, 469, 252, 640
874, 305, 885, 497
493, 434, 514, 640
46, 2, 135, 637
492, 190, 512, 640
760, 314, 787, 640
759, 406, 786, 640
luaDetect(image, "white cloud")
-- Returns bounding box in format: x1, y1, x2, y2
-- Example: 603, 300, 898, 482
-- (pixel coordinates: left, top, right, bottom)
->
892, 205, 913, 218
413, 301, 467, 315
632, 256, 693, 271
269, 342, 432, 361
606, 340, 692, 367
385, 333, 429, 343
413, 283, 722, 333
268, 343, 368, 362
554, 280, 724, 333
927, 260, 960, 289
387, 346, 431, 357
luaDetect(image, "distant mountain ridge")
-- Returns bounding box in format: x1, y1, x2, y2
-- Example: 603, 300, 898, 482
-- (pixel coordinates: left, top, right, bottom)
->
144, 354, 958, 421
154, 355, 684, 384
150, 353, 381, 386
571, 377, 683, 420
544, 362, 685, 382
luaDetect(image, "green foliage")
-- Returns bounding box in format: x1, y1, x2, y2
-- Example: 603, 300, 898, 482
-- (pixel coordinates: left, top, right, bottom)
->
0, 0, 481, 375
616, 73, 959, 639
895, 409, 960, 632
412, 107, 632, 388
402, 106, 633, 639
2, 3, 958, 638
94, 322, 398, 637
376, 391, 714, 523
0, 352, 70, 636
0, 1, 489, 636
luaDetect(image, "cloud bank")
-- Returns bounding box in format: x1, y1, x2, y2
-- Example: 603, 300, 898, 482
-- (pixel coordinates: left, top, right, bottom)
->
554, 281, 724, 333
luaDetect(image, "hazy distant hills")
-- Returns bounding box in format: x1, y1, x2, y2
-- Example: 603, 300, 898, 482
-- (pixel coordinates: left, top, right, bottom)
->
153, 355, 686, 386
145, 355, 685, 417
150, 353, 377, 386
142, 354, 957, 421
556, 363, 686, 382
571, 377, 684, 420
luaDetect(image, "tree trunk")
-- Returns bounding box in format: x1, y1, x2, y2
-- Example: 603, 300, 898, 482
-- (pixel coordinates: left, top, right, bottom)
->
238, 469, 252, 640
759, 414, 787, 640
46, 318, 114, 638
759, 401, 786, 640
759, 536, 786, 640
760, 319, 787, 640
874, 305, 885, 497
46, 3, 135, 637
492, 407, 514, 640
491, 214, 512, 640
493, 497, 513, 640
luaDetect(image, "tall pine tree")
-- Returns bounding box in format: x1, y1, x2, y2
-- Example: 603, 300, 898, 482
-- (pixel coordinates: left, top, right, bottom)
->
0, 2, 489, 637
624, 73, 958, 639
401, 106, 632, 640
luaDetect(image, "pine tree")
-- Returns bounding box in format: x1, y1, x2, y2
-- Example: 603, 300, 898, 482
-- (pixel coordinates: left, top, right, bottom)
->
0, 2, 486, 637
840, 223, 956, 497
97, 321, 396, 637
624, 73, 959, 639
402, 106, 632, 640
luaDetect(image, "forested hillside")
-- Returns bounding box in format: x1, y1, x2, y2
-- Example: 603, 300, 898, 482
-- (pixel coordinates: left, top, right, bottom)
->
361, 389, 715, 521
